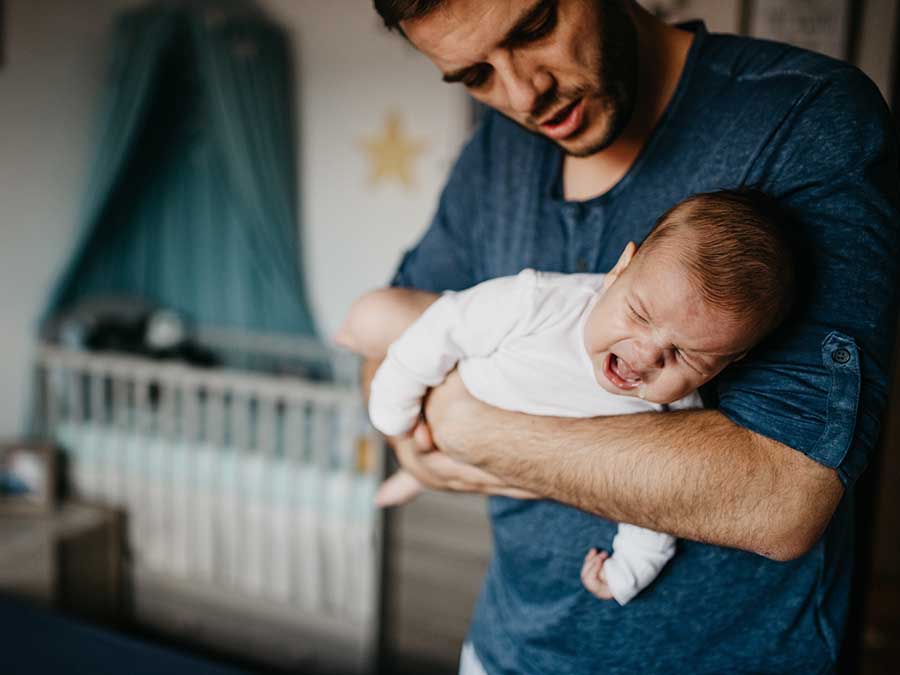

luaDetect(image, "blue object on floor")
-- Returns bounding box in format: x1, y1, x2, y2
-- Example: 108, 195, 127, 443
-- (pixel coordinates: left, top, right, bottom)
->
0, 596, 249, 675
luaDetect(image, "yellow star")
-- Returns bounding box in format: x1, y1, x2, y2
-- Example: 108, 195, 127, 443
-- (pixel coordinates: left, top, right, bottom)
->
359, 112, 427, 189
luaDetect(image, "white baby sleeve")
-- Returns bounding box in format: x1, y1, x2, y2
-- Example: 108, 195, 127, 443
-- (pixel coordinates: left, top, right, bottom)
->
601, 523, 676, 606
368, 270, 537, 436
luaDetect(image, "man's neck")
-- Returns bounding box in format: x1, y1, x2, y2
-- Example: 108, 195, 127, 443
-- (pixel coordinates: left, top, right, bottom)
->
563, 11, 695, 201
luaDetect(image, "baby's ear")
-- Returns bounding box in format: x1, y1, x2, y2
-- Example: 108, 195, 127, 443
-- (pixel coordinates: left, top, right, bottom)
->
603, 241, 637, 289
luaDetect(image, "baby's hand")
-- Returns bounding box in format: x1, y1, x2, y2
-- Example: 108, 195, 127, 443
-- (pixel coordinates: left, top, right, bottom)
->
375, 469, 426, 507
580, 548, 615, 600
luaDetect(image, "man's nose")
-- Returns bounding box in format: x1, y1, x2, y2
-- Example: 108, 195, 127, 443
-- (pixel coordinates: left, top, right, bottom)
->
494, 51, 550, 115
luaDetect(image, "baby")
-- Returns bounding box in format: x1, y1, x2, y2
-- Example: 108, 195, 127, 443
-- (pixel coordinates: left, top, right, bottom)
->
338, 189, 795, 605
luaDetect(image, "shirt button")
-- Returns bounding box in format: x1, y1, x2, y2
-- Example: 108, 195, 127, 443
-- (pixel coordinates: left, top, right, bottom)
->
576, 258, 588, 272
832, 348, 851, 365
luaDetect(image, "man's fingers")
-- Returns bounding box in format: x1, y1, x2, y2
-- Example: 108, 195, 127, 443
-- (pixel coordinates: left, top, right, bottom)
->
412, 420, 434, 450
391, 438, 541, 498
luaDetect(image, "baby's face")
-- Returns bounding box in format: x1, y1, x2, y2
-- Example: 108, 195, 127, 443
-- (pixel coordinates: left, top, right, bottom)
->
584, 247, 757, 404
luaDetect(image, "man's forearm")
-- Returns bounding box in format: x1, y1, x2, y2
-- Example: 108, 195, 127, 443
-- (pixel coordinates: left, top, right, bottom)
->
426, 383, 843, 560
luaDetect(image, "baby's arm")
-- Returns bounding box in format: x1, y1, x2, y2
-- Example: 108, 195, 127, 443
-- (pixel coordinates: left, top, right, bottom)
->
581, 524, 676, 605
340, 272, 537, 505
336, 289, 442, 506
335, 287, 440, 360
367, 272, 534, 436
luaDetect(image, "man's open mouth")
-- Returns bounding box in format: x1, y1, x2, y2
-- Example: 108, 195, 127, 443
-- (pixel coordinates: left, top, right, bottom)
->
603, 353, 642, 390
539, 98, 584, 140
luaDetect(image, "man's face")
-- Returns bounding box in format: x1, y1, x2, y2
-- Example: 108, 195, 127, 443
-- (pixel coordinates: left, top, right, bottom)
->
402, 0, 639, 157
585, 248, 755, 404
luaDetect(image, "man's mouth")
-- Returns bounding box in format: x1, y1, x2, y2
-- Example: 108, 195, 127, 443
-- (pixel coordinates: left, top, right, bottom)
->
539, 98, 584, 140
603, 353, 642, 390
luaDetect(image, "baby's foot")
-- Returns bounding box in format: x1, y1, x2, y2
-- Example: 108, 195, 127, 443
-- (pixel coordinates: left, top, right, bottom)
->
375, 469, 425, 507
580, 548, 614, 600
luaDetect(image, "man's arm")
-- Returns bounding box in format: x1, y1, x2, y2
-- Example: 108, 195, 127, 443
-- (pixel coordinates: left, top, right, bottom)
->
421, 372, 842, 561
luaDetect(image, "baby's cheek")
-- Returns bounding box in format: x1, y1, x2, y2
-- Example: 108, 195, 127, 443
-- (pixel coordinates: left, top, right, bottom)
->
654, 375, 691, 406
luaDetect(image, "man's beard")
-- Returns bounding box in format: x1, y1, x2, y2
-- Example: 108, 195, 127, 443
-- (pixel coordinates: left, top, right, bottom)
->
557, 0, 639, 157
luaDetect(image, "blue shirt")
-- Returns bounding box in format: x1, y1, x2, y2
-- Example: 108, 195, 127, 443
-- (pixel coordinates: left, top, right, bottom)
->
391, 23, 900, 674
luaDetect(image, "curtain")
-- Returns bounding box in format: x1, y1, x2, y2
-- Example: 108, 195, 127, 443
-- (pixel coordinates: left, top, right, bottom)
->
41, 0, 317, 337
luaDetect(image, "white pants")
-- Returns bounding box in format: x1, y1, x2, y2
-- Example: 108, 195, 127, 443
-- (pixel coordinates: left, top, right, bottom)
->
459, 642, 488, 675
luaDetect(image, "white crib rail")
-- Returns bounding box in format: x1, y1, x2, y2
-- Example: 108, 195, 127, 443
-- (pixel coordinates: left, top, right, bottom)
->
36, 342, 384, 671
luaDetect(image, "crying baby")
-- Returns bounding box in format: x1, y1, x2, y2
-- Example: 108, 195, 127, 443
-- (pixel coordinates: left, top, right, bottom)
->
339, 188, 795, 605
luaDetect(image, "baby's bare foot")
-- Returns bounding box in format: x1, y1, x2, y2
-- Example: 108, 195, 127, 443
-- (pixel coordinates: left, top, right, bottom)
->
580, 548, 615, 600
375, 469, 425, 507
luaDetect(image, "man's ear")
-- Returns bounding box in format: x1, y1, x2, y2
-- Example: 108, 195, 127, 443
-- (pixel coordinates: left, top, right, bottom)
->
602, 241, 637, 290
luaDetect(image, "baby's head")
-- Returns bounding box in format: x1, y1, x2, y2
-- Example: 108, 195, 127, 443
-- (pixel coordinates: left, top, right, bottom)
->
585, 189, 795, 403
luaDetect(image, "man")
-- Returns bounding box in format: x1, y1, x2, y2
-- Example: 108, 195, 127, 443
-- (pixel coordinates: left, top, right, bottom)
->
367, 0, 900, 672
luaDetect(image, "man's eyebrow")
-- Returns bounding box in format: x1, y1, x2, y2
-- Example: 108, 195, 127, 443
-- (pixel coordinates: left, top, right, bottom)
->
442, 67, 474, 84
499, 0, 555, 49
440, 0, 551, 83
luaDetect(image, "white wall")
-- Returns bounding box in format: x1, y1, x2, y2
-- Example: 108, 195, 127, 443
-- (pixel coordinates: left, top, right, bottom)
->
0, 0, 138, 437
261, 0, 470, 338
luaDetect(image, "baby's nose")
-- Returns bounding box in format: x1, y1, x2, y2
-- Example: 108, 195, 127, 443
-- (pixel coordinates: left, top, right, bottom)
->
632, 342, 666, 371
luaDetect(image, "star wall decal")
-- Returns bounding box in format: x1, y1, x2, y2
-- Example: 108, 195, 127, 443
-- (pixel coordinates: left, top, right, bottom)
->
359, 111, 427, 189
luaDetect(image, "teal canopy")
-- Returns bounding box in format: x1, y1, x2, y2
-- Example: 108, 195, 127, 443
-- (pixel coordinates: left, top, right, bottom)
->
42, 0, 317, 337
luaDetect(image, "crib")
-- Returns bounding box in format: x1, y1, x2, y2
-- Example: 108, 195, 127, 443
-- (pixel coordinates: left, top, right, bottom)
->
34, 332, 384, 673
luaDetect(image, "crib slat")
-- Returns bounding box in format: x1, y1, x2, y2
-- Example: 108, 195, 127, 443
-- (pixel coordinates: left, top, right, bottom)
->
285, 399, 307, 463
258, 397, 277, 458
42, 364, 59, 435
70, 369, 84, 424
207, 389, 225, 446
90, 368, 104, 426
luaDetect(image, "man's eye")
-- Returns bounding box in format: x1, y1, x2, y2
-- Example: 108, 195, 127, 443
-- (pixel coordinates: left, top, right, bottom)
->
518, 0, 558, 43
463, 65, 492, 88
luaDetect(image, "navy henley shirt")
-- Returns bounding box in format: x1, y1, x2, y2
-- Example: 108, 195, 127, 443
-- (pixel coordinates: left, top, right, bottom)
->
391, 22, 900, 674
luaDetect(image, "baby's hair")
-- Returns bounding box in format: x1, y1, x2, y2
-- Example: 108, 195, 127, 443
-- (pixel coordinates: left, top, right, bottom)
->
638, 189, 796, 335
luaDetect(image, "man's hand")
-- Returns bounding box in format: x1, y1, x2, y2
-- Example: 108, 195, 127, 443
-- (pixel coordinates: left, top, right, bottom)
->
421, 369, 491, 465
387, 418, 539, 499
363, 357, 538, 501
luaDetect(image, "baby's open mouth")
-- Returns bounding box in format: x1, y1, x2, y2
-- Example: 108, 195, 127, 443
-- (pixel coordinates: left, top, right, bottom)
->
604, 353, 642, 390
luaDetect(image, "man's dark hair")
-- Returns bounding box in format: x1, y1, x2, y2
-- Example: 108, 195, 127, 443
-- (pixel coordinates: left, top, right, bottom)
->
638, 188, 797, 336
373, 0, 445, 32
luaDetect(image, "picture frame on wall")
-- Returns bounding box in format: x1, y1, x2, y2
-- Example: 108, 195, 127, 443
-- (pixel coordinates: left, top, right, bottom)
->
748, 0, 854, 60
0, 442, 57, 515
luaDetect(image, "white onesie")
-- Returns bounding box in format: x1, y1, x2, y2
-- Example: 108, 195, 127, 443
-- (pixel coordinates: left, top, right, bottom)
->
369, 268, 701, 605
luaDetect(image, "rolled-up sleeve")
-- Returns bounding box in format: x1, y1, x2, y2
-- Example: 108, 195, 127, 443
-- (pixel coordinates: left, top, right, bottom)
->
717, 67, 900, 488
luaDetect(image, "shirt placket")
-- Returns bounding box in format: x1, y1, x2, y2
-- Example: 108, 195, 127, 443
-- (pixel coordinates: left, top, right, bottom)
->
561, 202, 603, 273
